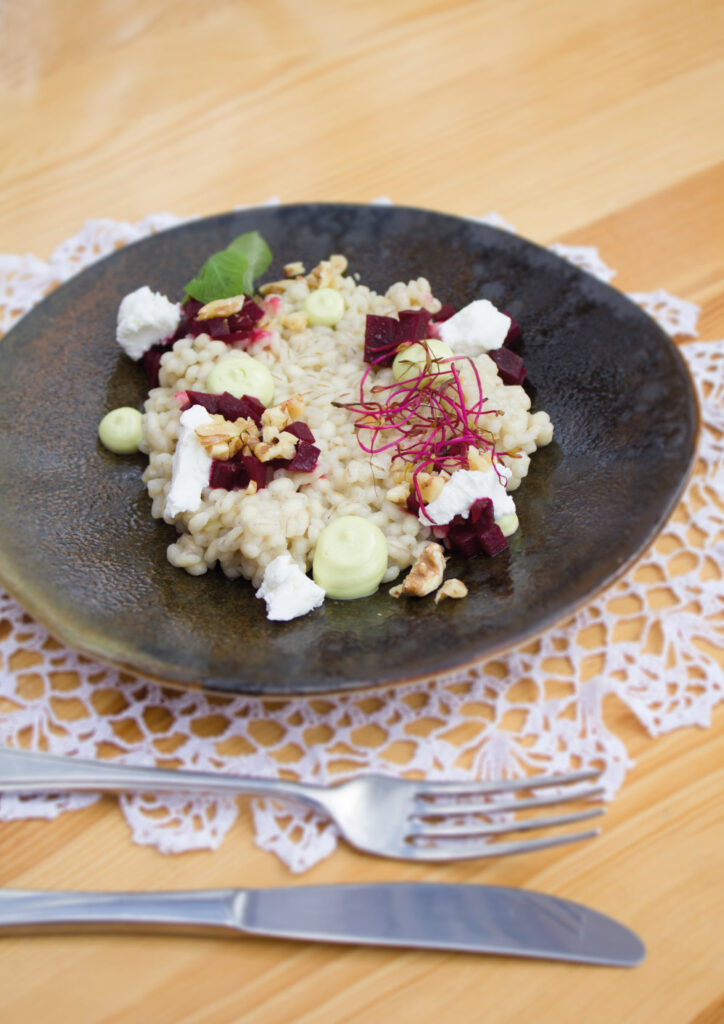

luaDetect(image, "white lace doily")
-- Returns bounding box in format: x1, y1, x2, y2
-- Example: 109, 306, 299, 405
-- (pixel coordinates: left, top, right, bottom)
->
0, 205, 721, 873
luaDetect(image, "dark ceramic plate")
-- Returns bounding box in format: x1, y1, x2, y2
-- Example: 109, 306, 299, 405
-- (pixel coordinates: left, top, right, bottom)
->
0, 204, 697, 695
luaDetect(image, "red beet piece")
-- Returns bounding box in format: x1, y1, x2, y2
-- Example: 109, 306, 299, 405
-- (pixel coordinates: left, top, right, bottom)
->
446, 517, 480, 558
364, 314, 402, 365
284, 421, 316, 443
476, 521, 508, 557
184, 390, 265, 426
239, 454, 268, 490
363, 309, 432, 365
503, 315, 521, 346
209, 459, 244, 490
142, 343, 172, 388
397, 309, 431, 341
284, 442, 320, 472
432, 303, 456, 323
469, 497, 494, 527
188, 315, 229, 338
488, 346, 527, 386
406, 492, 420, 516
227, 298, 264, 332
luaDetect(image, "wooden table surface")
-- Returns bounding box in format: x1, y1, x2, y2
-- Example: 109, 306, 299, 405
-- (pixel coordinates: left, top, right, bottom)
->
0, 2, 722, 1021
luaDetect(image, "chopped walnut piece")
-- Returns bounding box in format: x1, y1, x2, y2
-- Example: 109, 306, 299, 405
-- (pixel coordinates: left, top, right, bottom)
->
284, 261, 305, 277
416, 470, 450, 504
254, 430, 299, 462
386, 481, 411, 505
467, 445, 494, 472
261, 404, 291, 434
279, 394, 306, 421
389, 584, 404, 598
434, 579, 469, 603
259, 279, 294, 295
395, 543, 447, 597
281, 311, 308, 332
195, 415, 254, 460
196, 295, 246, 320
306, 254, 348, 289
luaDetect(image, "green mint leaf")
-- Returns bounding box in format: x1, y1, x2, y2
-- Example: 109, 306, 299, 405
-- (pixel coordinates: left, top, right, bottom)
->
184, 230, 273, 304
229, 231, 272, 282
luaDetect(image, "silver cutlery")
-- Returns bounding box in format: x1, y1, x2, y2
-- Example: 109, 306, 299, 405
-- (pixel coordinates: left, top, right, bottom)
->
0, 883, 644, 966
0, 747, 604, 861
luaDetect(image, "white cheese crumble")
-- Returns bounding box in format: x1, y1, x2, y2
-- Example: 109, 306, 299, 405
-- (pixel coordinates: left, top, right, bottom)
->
116, 286, 181, 360
256, 553, 326, 621
420, 467, 515, 526
439, 299, 511, 355
164, 405, 213, 519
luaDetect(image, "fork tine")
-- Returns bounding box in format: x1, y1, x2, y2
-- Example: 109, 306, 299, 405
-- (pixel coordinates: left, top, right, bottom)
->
413, 768, 601, 799
413, 785, 605, 818
406, 828, 602, 861
409, 807, 604, 839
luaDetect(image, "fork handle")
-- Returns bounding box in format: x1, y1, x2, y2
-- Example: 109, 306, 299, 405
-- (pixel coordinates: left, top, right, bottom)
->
0, 747, 330, 813
0, 888, 243, 936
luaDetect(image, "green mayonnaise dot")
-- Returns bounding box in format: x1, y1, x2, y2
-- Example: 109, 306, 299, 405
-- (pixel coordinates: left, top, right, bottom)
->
496, 512, 519, 537
392, 338, 454, 383
303, 288, 346, 327
206, 354, 275, 406
312, 515, 388, 599
98, 407, 143, 454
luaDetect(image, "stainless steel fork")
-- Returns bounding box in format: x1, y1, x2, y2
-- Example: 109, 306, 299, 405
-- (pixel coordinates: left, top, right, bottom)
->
0, 747, 604, 861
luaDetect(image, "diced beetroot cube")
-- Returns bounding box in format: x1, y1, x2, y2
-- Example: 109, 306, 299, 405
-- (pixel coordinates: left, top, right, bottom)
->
397, 309, 431, 341
285, 421, 315, 443
188, 316, 230, 339
184, 390, 266, 425
238, 454, 268, 490
285, 442, 320, 472
209, 459, 244, 490
218, 392, 265, 425
489, 346, 527, 386
142, 342, 172, 387
503, 315, 521, 346
364, 314, 402, 366
182, 390, 216, 414
227, 297, 264, 332
406, 492, 420, 516
363, 309, 432, 365
432, 303, 456, 323
446, 518, 480, 558
469, 497, 494, 527
476, 521, 508, 557
183, 298, 204, 319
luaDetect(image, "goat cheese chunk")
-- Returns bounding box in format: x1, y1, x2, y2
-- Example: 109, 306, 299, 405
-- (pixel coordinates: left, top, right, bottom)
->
256, 553, 326, 621
164, 405, 213, 519
439, 299, 511, 355
420, 467, 515, 526
116, 286, 182, 360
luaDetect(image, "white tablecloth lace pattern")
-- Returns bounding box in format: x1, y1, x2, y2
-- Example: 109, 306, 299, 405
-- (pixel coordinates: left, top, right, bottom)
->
0, 202, 721, 872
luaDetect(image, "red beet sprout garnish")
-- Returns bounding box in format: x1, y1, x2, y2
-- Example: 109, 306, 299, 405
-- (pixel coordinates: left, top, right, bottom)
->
336, 346, 508, 521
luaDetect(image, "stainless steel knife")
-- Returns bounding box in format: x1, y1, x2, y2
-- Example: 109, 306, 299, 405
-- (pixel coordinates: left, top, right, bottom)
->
0, 884, 644, 966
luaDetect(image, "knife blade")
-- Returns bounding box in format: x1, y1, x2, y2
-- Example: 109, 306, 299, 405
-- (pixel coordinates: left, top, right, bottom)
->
0, 884, 645, 966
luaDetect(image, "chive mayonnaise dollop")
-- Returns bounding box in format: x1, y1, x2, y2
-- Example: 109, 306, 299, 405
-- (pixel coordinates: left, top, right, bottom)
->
303, 288, 345, 327
312, 515, 388, 599
98, 407, 143, 454
392, 338, 454, 383
206, 353, 275, 406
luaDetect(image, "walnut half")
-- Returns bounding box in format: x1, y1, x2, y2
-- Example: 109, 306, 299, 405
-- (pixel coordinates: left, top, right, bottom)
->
389, 543, 447, 598
434, 579, 469, 603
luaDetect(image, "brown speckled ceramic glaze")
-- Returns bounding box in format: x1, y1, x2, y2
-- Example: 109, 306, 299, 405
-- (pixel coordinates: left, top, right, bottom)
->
0, 204, 698, 695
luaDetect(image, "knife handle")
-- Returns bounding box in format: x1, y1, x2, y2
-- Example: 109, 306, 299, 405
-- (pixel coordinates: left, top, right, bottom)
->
0, 889, 245, 936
